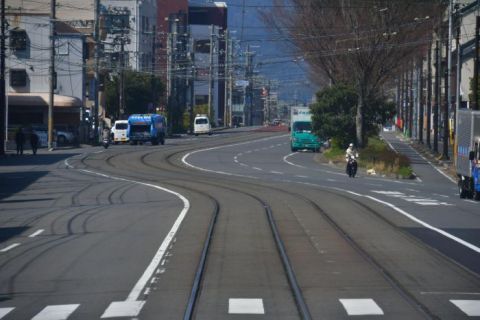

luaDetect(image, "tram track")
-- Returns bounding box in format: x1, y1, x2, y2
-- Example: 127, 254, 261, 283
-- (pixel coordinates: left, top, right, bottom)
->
69, 133, 480, 319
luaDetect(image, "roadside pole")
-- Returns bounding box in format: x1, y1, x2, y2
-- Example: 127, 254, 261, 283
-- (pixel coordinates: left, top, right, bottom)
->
48, 0, 56, 150
443, 35, 450, 159
455, 25, 461, 165
434, 40, 440, 153
427, 43, 432, 148
474, 16, 480, 110
419, 58, 424, 143
93, 0, 100, 144
208, 25, 214, 124
0, 0, 5, 155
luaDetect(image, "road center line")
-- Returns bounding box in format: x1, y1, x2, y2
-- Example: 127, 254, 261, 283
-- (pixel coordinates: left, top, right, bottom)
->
0, 243, 21, 253
28, 229, 45, 238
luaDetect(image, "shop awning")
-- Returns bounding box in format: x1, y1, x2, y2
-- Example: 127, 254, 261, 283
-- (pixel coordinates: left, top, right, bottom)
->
8, 93, 82, 108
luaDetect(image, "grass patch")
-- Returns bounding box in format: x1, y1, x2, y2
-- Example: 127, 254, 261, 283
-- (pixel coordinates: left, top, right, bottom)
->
359, 136, 412, 178
323, 136, 413, 178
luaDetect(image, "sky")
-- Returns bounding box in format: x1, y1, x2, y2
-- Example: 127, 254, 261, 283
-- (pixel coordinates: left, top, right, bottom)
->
220, 0, 316, 104
7, 0, 316, 104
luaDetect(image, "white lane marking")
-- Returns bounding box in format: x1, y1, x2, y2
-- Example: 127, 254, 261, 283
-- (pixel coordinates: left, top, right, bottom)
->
416, 176, 423, 183
295, 175, 308, 178
363, 195, 480, 253
182, 135, 478, 254
65, 159, 190, 318
234, 159, 239, 163
0, 243, 20, 253
433, 193, 450, 198
421, 291, 480, 295
252, 167, 263, 171
390, 135, 456, 184
339, 299, 384, 316
327, 179, 336, 182
93, 150, 104, 154
32, 304, 80, 320
283, 153, 306, 168
29, 229, 45, 238
0, 308, 14, 319
101, 301, 146, 318
450, 300, 480, 316
270, 171, 284, 175
228, 299, 265, 314
181, 135, 288, 180
371, 190, 451, 206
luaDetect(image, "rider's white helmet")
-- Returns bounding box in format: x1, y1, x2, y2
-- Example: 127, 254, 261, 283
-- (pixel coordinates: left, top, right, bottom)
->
349, 143, 354, 147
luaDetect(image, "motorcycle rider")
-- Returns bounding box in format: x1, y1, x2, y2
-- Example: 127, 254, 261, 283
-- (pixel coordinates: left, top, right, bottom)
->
345, 143, 358, 177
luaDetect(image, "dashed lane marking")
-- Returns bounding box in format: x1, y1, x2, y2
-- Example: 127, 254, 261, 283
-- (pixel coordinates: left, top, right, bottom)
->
295, 175, 308, 178
0, 308, 14, 319
228, 299, 265, 314
0, 243, 20, 253
450, 300, 480, 316
339, 299, 384, 316
252, 167, 263, 171
28, 229, 45, 238
31, 304, 80, 320
270, 171, 284, 175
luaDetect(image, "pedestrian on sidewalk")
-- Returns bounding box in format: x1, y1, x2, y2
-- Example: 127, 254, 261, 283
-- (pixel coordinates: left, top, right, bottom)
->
15, 127, 25, 155
30, 132, 39, 155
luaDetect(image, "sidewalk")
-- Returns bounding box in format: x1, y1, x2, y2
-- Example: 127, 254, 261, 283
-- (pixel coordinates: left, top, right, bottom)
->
384, 130, 457, 183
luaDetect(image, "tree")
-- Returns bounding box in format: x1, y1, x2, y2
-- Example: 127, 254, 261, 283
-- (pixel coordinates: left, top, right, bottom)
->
105, 71, 164, 119
311, 84, 395, 147
265, 0, 445, 146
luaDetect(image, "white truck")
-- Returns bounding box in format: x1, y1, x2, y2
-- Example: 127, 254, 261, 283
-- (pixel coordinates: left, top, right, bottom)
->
456, 109, 480, 199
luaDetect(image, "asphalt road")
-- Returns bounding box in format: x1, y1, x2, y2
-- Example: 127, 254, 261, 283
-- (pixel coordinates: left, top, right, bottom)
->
0, 128, 479, 319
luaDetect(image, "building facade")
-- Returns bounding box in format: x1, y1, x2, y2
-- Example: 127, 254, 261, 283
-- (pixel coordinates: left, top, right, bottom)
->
6, 13, 85, 129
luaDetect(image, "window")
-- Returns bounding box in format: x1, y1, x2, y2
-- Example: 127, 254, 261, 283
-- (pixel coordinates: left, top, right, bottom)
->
10, 69, 27, 87
10, 29, 27, 51
194, 40, 211, 54
56, 41, 69, 55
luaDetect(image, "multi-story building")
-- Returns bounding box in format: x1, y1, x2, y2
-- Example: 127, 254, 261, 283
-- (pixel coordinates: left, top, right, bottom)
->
189, 1, 227, 126
102, 0, 157, 72
6, 12, 86, 129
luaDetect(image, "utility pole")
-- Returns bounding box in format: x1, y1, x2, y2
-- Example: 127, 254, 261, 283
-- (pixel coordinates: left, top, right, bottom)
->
48, 0, 56, 150
119, 38, 125, 116
188, 34, 194, 134
455, 25, 461, 163
229, 38, 233, 127
0, 0, 6, 155
474, 15, 480, 110
400, 72, 404, 130
93, 0, 100, 143
434, 40, 440, 153
427, 43, 432, 148
409, 64, 414, 138
151, 26, 156, 115
443, 0, 453, 159
443, 37, 450, 159
224, 30, 229, 127
419, 58, 424, 143
208, 25, 215, 124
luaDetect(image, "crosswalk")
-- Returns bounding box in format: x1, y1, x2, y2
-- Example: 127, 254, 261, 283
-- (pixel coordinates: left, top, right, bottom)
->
1, 299, 479, 318
371, 190, 452, 206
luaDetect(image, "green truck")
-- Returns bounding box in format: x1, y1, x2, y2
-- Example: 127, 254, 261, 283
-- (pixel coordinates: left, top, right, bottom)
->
290, 107, 321, 152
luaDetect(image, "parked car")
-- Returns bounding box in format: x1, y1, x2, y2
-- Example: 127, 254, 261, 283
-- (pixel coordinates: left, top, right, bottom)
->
54, 125, 77, 145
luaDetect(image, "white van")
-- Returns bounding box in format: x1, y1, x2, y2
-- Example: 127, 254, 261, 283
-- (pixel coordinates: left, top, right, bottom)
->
112, 120, 129, 143
194, 115, 211, 136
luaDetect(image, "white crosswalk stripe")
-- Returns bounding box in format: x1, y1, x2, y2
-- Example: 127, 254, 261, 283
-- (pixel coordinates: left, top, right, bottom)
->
31, 304, 80, 320
0, 308, 14, 319
371, 190, 451, 206
450, 300, 480, 316
339, 298, 384, 316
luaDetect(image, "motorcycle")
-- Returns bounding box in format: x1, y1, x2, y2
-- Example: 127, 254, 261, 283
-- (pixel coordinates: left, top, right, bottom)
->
102, 138, 110, 149
346, 154, 358, 178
